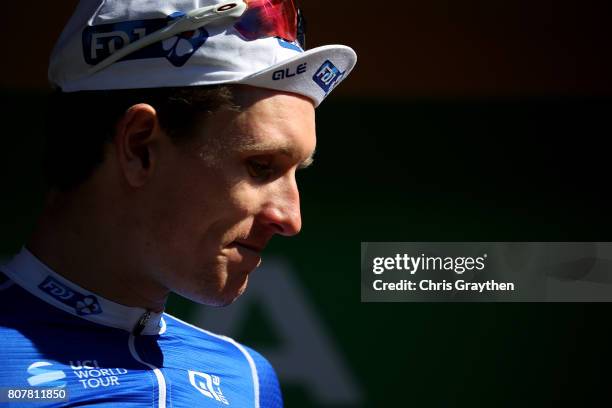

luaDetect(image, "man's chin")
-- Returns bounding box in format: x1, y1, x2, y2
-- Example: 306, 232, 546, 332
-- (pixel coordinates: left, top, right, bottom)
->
180, 275, 249, 307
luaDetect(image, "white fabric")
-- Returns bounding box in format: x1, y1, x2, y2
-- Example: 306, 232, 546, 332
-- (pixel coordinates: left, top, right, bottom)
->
48, 0, 357, 106
1, 248, 164, 335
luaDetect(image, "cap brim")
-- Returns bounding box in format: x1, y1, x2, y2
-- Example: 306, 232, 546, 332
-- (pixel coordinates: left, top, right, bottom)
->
235, 44, 356, 107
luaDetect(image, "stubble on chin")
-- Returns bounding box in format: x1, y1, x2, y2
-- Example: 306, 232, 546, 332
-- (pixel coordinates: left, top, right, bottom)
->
173, 259, 250, 307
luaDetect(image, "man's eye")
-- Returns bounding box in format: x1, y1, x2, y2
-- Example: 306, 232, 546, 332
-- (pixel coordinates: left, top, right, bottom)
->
246, 160, 274, 181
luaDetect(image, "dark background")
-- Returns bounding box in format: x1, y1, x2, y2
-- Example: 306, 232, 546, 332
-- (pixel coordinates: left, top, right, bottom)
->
2, 1, 612, 406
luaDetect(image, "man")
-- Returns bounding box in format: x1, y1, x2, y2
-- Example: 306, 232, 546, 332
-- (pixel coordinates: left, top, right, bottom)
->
0, 0, 355, 406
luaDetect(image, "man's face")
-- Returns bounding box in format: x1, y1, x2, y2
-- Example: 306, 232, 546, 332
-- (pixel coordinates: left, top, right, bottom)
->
139, 88, 316, 306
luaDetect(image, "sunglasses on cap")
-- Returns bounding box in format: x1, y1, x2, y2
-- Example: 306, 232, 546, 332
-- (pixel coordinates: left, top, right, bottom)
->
234, 0, 305, 47
88, 0, 306, 75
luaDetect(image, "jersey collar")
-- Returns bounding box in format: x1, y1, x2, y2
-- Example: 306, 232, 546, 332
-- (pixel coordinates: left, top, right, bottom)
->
1, 248, 164, 335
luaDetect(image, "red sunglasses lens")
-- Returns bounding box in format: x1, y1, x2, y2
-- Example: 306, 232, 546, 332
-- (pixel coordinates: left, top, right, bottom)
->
234, 0, 298, 43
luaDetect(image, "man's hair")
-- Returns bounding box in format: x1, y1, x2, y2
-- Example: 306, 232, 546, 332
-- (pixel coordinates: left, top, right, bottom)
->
44, 86, 236, 192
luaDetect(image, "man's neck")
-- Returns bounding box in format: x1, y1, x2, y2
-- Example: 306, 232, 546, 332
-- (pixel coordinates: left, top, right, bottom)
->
28, 192, 168, 313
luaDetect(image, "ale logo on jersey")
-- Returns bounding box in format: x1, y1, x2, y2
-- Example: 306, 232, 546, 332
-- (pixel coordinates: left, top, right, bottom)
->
189, 370, 230, 405
27, 362, 67, 388
83, 11, 209, 68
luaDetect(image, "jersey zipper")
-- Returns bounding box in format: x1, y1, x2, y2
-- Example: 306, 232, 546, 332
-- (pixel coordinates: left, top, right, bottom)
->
133, 310, 152, 335
129, 311, 167, 408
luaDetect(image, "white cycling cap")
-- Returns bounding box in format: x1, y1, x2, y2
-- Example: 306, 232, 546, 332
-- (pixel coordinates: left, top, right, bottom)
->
48, 0, 357, 107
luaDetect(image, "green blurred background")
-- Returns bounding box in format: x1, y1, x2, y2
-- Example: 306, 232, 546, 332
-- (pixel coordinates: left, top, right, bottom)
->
2, 1, 612, 406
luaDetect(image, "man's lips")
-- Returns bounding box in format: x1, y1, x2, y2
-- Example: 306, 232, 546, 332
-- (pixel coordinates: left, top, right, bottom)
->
225, 241, 264, 269
232, 240, 265, 253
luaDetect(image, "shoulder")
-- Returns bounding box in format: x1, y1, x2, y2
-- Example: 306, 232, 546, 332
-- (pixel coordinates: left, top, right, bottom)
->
162, 313, 283, 408
161, 312, 250, 357
241, 345, 284, 408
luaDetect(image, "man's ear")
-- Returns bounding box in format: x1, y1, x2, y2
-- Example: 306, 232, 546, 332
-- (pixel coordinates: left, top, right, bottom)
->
114, 103, 161, 188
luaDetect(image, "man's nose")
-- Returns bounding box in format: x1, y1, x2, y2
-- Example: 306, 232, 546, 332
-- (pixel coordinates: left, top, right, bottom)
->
259, 177, 302, 236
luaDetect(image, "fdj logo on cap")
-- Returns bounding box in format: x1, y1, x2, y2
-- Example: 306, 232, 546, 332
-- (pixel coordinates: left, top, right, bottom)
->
313, 60, 345, 94
83, 12, 209, 68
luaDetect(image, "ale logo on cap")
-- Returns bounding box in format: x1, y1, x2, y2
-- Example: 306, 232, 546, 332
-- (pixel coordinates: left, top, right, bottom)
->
313, 60, 345, 94
83, 12, 209, 68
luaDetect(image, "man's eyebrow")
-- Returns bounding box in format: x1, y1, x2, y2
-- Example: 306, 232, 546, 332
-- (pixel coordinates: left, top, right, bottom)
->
237, 141, 315, 169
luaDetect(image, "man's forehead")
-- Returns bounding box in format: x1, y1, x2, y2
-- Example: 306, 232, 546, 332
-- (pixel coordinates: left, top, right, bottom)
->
227, 88, 316, 156
231, 85, 314, 109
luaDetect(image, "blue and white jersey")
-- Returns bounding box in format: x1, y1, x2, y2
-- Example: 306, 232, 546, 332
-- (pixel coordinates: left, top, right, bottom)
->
0, 248, 283, 407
